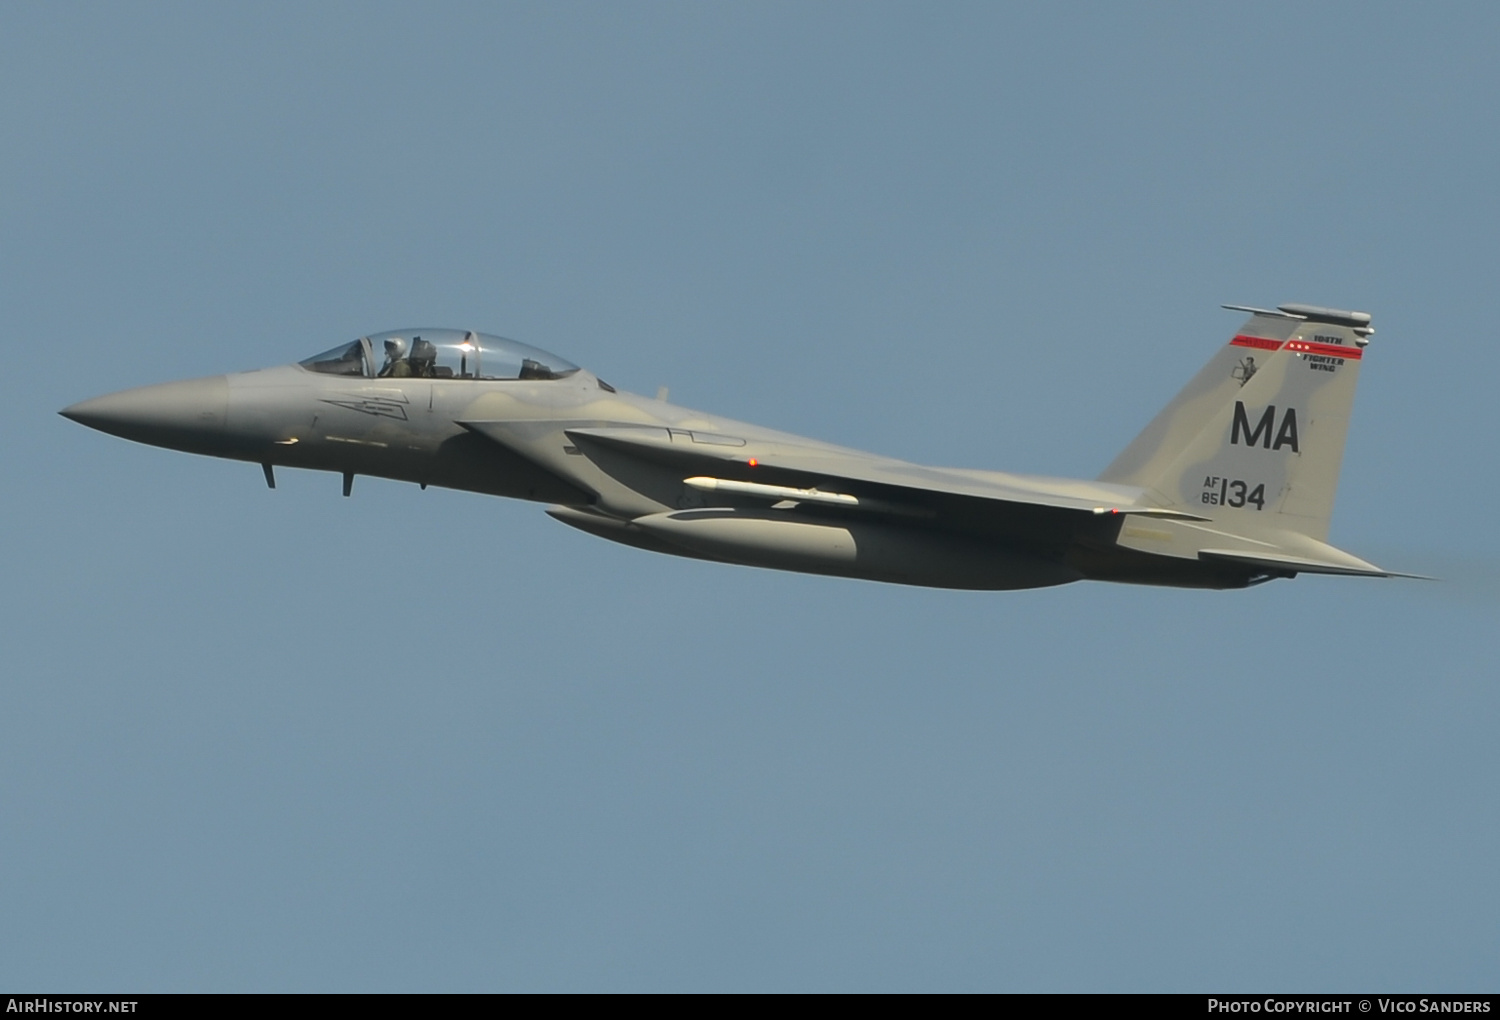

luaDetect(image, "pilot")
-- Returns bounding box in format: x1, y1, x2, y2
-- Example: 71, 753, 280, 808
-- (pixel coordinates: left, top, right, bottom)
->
379, 337, 410, 378
409, 337, 438, 378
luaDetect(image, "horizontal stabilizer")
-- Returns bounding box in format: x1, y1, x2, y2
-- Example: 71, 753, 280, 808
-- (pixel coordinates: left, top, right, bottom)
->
1092, 506, 1211, 521
1198, 549, 1428, 579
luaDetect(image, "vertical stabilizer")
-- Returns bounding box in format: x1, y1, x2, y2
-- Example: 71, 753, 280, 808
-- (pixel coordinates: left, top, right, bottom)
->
1100, 304, 1372, 541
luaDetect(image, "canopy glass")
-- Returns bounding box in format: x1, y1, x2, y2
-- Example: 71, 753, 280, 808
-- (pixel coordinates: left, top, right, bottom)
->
301, 330, 580, 381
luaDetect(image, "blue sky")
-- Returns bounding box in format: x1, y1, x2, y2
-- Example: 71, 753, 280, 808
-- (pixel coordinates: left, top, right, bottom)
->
3, 2, 1497, 991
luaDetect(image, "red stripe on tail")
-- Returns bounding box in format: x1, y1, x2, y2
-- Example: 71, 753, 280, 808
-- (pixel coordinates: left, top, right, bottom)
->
1230, 335, 1284, 351
1285, 339, 1363, 360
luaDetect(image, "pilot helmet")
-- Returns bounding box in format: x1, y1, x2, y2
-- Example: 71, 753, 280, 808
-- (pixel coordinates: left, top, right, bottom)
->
410, 337, 437, 364
384, 337, 407, 360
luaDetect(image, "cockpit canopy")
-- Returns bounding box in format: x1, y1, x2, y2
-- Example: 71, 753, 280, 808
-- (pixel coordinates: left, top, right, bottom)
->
300, 329, 580, 381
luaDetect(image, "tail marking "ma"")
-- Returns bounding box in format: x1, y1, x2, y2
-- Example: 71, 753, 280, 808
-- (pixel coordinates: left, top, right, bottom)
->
1231, 401, 1299, 452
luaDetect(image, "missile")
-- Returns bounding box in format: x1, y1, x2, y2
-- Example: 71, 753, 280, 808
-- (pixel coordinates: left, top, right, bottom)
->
683, 475, 859, 507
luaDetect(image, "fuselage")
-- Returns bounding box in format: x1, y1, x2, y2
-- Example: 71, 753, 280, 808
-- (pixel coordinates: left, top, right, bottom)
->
61, 321, 1394, 591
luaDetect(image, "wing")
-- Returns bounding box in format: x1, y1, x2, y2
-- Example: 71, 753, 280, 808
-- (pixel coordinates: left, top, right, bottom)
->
556, 425, 1206, 540
460, 420, 1410, 581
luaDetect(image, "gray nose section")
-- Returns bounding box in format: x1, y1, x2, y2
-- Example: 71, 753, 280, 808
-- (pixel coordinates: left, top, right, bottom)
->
61, 376, 231, 454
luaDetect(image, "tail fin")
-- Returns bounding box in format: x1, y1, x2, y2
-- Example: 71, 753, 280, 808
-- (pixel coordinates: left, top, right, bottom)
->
1099, 303, 1372, 541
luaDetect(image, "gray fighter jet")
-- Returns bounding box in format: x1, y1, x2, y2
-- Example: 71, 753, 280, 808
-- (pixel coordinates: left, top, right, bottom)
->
61, 303, 1406, 589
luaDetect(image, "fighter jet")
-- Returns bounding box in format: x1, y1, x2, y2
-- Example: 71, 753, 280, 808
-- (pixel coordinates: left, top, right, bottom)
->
61, 303, 1406, 590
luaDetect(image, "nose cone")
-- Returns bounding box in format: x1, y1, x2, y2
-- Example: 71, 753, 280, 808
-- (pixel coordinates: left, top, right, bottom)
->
61, 376, 230, 454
